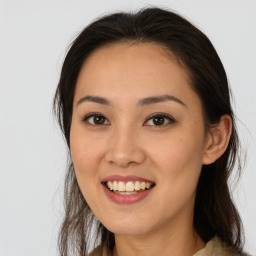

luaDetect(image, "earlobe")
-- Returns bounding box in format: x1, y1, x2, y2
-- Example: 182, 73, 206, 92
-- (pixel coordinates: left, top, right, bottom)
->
202, 115, 232, 165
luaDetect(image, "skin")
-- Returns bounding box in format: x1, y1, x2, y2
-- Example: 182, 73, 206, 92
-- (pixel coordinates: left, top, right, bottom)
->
70, 42, 232, 256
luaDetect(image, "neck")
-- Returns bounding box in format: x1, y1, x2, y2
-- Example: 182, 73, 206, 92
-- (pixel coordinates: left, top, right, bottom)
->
113, 217, 205, 256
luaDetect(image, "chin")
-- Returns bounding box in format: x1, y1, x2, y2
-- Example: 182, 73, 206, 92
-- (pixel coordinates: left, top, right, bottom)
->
107, 226, 150, 236
101, 216, 153, 236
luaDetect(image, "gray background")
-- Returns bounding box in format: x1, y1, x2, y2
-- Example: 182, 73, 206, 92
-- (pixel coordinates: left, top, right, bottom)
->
1, 0, 255, 255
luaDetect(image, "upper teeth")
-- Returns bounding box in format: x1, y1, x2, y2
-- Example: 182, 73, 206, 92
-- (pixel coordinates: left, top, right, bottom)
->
106, 181, 153, 192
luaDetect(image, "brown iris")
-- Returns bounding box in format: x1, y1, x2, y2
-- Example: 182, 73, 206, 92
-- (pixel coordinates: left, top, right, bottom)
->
93, 115, 106, 125
152, 116, 165, 125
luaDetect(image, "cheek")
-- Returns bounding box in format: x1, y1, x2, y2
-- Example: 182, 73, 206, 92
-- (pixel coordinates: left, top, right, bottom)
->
70, 124, 103, 171
152, 135, 204, 170
71, 142, 98, 170
69, 126, 103, 201
149, 127, 205, 195
70, 131, 103, 209
146, 134, 204, 220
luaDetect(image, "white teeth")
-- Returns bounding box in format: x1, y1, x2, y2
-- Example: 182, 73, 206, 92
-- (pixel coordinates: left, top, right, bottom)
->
126, 181, 134, 192
113, 181, 118, 190
107, 181, 113, 190
118, 181, 126, 191
135, 181, 141, 190
115, 191, 137, 195
105, 180, 154, 192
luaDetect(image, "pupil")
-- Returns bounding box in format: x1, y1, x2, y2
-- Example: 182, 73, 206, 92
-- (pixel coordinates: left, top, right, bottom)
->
94, 116, 104, 125
153, 117, 164, 125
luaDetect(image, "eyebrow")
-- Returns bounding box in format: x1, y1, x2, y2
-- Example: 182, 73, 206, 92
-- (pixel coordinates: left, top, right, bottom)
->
77, 94, 186, 107
77, 95, 111, 106
138, 94, 186, 107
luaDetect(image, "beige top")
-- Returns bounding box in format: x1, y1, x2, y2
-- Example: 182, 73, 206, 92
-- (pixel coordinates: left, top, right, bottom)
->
193, 236, 230, 256
89, 236, 234, 256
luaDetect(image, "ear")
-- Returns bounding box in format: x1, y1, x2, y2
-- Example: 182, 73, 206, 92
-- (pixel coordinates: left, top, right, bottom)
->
202, 115, 232, 165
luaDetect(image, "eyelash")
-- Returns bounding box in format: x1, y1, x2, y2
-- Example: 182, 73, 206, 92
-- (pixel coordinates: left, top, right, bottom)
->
144, 112, 175, 127
82, 112, 110, 125
82, 112, 175, 127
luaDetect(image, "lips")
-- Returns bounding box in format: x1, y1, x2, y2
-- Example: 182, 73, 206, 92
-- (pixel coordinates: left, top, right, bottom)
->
101, 175, 155, 204
102, 175, 155, 183
105, 180, 154, 193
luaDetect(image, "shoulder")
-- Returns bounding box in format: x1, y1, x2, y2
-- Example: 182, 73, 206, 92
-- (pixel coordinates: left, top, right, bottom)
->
88, 246, 103, 256
194, 236, 247, 256
89, 237, 249, 256
88, 245, 111, 256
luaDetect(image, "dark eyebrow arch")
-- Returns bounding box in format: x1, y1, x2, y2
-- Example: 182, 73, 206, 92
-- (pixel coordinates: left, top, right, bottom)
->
138, 94, 186, 107
77, 94, 186, 107
77, 95, 111, 106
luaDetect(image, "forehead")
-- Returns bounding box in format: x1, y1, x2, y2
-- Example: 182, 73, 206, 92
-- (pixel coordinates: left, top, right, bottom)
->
74, 42, 197, 106
80, 42, 183, 78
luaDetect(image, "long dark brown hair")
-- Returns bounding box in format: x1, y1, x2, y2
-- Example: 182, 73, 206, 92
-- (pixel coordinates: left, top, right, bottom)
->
54, 7, 246, 256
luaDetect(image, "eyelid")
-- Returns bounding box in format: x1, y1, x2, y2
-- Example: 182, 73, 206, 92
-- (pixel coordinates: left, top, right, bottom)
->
82, 112, 175, 127
82, 112, 110, 125
143, 112, 175, 126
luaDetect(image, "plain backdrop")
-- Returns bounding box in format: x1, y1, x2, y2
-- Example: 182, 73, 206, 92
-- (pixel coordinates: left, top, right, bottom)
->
1, 0, 255, 255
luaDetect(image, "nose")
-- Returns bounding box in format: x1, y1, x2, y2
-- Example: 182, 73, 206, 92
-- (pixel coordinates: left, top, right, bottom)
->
105, 127, 146, 168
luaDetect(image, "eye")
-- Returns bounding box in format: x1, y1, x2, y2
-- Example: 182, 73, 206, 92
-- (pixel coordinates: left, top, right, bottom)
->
144, 113, 175, 127
83, 113, 110, 125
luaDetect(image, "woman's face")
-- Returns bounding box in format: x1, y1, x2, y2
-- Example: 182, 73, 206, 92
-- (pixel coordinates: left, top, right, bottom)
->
70, 42, 211, 236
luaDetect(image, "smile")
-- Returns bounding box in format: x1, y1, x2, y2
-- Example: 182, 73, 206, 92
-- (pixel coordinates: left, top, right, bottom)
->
105, 181, 154, 195
102, 176, 155, 204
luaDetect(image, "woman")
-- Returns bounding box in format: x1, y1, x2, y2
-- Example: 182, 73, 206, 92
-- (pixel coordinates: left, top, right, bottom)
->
54, 7, 248, 256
